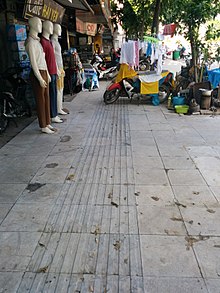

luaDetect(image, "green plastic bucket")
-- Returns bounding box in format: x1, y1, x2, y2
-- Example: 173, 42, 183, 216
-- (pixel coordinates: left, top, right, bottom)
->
173, 50, 180, 60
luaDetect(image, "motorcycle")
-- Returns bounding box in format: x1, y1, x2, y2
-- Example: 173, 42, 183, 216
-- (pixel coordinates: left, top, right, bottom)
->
91, 54, 118, 80
103, 63, 174, 105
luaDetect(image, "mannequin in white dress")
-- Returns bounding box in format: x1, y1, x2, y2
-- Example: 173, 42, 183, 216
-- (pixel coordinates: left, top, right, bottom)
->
25, 17, 54, 134
51, 24, 68, 115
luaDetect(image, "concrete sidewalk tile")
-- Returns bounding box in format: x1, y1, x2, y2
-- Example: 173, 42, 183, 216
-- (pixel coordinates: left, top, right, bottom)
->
31, 167, 70, 184
205, 279, 220, 292
0, 232, 41, 271
210, 186, 220, 203
138, 205, 187, 236
18, 183, 63, 204
0, 183, 26, 203
133, 156, 164, 169
187, 146, 218, 157
135, 168, 169, 185
157, 145, 189, 157
0, 204, 13, 224
144, 277, 207, 292
135, 185, 175, 206
162, 156, 196, 170
0, 203, 52, 232
193, 237, 220, 279
180, 206, 220, 236
193, 156, 220, 170
140, 235, 201, 277
0, 272, 24, 292
0, 156, 45, 183
168, 169, 207, 186
199, 169, 220, 186
172, 185, 218, 207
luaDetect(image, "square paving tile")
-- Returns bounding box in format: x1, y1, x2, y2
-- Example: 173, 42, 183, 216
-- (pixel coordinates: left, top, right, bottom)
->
172, 185, 218, 207
18, 183, 63, 204
168, 170, 207, 186
138, 205, 187, 236
181, 206, 220, 236
186, 146, 218, 158
199, 169, 220, 186
31, 167, 70, 184
205, 278, 220, 292
134, 169, 169, 185
135, 185, 175, 206
0, 272, 24, 292
133, 156, 163, 169
144, 277, 207, 293
0, 203, 52, 232
193, 157, 220, 171
194, 237, 220, 278
162, 156, 196, 170
0, 232, 41, 271
140, 235, 201, 277
0, 183, 26, 203
0, 204, 13, 224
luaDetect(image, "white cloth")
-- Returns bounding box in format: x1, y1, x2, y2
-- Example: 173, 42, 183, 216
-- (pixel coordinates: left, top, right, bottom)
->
51, 37, 63, 69
139, 73, 162, 83
25, 35, 47, 70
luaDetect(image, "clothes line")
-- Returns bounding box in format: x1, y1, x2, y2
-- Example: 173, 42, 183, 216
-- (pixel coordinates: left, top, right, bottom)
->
119, 39, 163, 75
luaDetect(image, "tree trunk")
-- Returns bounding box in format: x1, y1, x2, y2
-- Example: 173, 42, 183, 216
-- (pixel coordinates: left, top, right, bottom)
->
151, 0, 161, 35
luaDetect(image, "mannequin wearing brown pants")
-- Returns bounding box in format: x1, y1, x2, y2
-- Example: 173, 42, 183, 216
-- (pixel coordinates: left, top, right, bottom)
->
30, 70, 50, 128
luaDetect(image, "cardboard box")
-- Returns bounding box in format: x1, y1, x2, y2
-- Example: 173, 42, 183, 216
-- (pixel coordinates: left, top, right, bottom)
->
7, 24, 27, 41
10, 40, 26, 51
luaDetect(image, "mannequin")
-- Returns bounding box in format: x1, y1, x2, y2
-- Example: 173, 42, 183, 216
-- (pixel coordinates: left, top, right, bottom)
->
25, 17, 54, 134
51, 24, 68, 115
41, 20, 63, 123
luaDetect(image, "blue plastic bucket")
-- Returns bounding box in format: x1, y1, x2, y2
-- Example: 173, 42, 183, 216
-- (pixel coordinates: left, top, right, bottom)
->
172, 96, 185, 106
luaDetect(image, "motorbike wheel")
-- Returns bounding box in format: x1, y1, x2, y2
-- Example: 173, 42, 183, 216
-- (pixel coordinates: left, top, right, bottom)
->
0, 104, 8, 133
103, 88, 120, 104
158, 85, 170, 103
139, 63, 147, 71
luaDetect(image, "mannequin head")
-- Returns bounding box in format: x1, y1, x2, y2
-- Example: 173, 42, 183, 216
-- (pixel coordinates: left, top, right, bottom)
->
42, 20, 53, 36
53, 24, 62, 37
28, 17, 42, 34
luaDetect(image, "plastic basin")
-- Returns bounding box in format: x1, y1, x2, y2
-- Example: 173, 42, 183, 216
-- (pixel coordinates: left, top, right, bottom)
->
175, 105, 189, 114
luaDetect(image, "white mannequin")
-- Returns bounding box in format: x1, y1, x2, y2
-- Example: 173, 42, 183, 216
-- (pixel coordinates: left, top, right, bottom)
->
51, 24, 68, 115
25, 17, 54, 134
41, 20, 63, 123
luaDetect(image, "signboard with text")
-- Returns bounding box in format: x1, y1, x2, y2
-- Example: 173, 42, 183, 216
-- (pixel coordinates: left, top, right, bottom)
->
24, 0, 65, 24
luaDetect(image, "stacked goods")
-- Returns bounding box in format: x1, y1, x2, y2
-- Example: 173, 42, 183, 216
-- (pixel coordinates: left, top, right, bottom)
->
7, 24, 31, 79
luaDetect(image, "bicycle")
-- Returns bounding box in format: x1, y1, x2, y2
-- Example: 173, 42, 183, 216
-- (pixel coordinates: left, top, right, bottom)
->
0, 67, 32, 134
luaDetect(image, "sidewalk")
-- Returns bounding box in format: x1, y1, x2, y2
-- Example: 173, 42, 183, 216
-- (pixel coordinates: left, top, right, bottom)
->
0, 79, 220, 293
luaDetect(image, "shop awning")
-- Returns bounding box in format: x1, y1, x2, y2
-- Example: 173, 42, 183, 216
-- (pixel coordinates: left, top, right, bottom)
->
55, 0, 93, 12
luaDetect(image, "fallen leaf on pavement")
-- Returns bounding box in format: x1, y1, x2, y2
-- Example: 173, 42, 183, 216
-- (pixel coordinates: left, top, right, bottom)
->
170, 217, 183, 222
66, 174, 75, 181
113, 240, 121, 250
151, 196, 159, 201
111, 201, 119, 208
36, 265, 49, 273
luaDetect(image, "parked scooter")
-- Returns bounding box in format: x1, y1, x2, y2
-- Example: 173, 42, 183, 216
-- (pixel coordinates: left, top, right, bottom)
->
103, 63, 174, 105
91, 54, 118, 80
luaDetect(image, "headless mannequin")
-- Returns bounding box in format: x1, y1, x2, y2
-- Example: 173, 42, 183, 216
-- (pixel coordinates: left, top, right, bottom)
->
25, 17, 54, 134
51, 24, 68, 115
41, 20, 63, 123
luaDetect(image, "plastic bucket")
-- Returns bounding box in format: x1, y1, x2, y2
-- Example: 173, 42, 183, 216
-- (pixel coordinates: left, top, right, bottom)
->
200, 95, 211, 110
172, 96, 185, 106
173, 50, 180, 60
